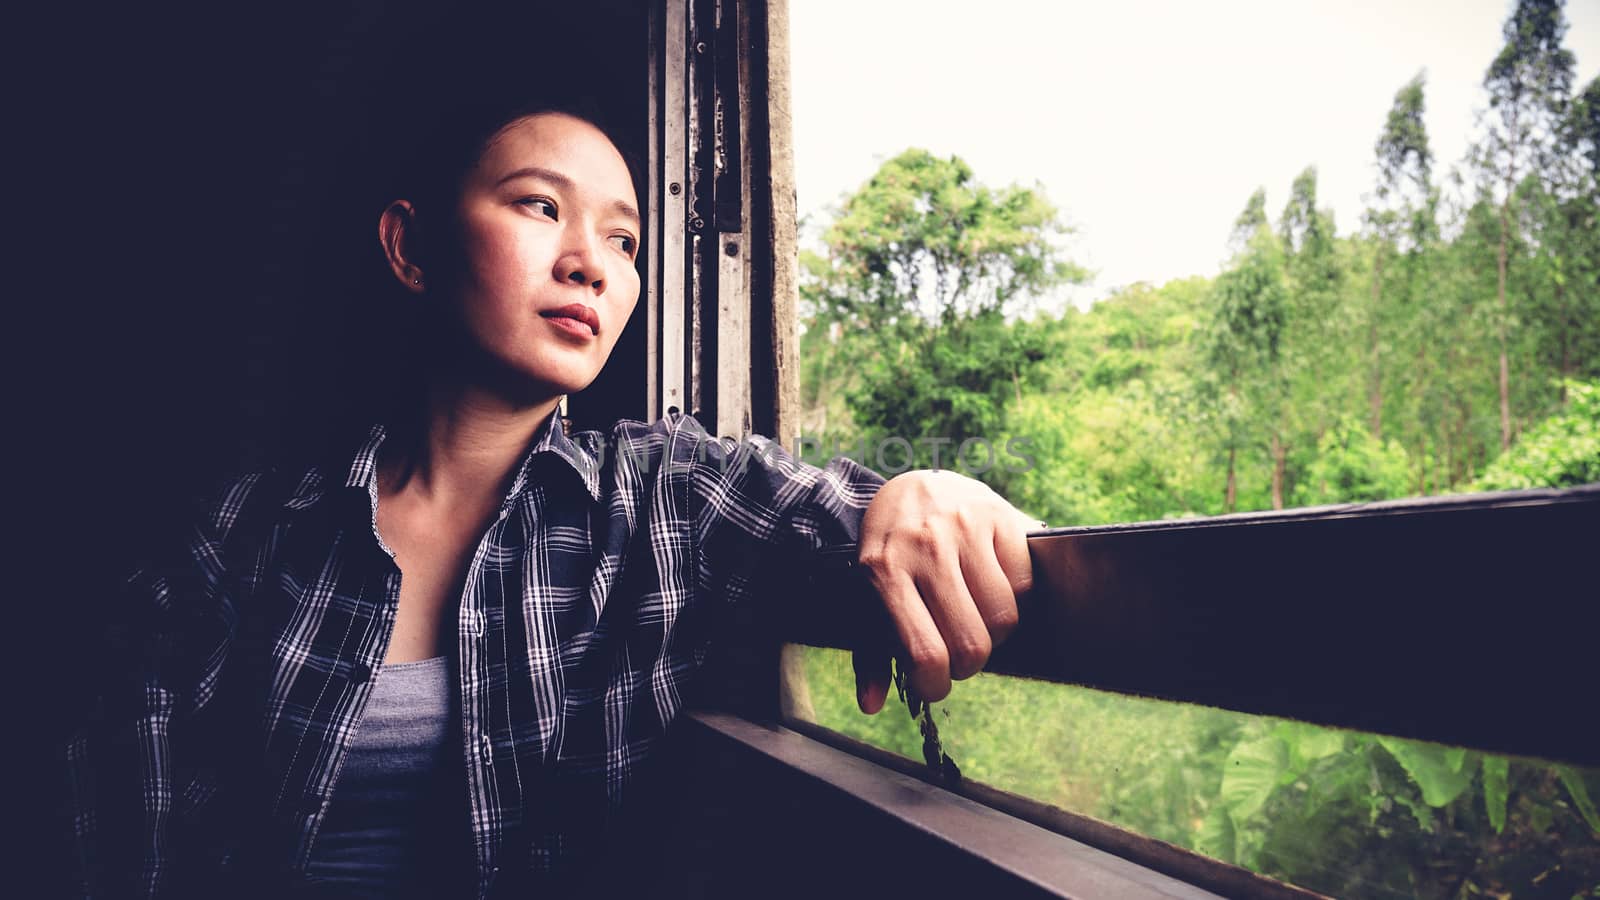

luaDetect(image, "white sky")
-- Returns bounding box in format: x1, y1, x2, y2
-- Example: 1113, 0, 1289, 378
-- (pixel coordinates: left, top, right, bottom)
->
790, 0, 1600, 308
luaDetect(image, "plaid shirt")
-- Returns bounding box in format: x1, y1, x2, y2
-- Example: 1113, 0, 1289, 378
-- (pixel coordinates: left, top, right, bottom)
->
65, 411, 884, 899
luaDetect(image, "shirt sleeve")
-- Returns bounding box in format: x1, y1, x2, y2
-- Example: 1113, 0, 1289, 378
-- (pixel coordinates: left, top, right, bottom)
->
64, 473, 270, 899
668, 416, 889, 645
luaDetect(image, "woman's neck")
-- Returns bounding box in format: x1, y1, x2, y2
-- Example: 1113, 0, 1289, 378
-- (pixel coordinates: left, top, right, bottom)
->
380, 378, 562, 511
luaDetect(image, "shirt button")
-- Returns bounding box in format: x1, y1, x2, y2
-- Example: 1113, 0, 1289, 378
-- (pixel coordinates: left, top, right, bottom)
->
479, 733, 494, 764
348, 663, 372, 684
465, 610, 486, 637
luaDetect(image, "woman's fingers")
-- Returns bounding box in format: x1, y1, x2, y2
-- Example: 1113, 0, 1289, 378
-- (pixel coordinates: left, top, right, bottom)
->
960, 518, 1022, 648
857, 471, 1038, 711
852, 651, 891, 714
865, 567, 951, 703
995, 508, 1037, 599
868, 531, 992, 702
913, 557, 988, 690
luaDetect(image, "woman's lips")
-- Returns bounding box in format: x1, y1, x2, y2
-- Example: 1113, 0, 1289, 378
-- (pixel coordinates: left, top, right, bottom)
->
540, 303, 600, 337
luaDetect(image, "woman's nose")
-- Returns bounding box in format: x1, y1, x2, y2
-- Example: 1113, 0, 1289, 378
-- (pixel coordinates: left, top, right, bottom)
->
555, 231, 605, 294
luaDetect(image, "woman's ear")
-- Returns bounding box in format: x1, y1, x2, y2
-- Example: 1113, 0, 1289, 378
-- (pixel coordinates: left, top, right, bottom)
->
378, 200, 428, 293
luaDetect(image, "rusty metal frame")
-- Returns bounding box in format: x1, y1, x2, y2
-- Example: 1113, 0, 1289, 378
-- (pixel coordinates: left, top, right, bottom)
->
650, 0, 689, 421
669, 0, 760, 437
712, 0, 753, 438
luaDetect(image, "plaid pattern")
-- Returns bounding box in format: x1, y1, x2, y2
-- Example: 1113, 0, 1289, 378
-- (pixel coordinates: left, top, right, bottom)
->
66, 411, 884, 898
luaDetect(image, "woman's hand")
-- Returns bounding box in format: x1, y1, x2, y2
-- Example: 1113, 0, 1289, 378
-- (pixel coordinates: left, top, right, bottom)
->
854, 470, 1037, 714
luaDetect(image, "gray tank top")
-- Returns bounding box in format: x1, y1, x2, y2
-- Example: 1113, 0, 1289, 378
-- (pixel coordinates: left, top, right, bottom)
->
298, 655, 473, 899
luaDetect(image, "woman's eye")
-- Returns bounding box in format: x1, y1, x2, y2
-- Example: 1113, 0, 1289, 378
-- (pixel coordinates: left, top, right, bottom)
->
609, 234, 637, 256
518, 197, 558, 218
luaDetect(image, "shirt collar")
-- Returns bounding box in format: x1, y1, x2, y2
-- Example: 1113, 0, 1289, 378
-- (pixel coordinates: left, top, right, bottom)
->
508, 409, 604, 503
341, 408, 603, 507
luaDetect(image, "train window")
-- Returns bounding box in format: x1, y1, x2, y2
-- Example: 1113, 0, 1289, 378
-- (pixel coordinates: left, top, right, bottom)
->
786, 0, 1600, 897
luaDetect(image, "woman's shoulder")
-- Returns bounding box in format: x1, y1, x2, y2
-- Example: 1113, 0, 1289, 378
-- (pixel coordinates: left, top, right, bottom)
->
560, 411, 702, 464
586, 410, 712, 441
573, 412, 780, 473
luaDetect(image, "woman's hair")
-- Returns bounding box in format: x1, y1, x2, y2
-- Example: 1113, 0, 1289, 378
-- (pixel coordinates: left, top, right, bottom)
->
280, 5, 648, 468
382, 91, 646, 283
301, 85, 643, 463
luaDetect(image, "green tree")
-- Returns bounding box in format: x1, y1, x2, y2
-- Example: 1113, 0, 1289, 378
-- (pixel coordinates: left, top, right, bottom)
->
1475, 378, 1600, 490
1528, 75, 1600, 401
1276, 166, 1349, 508
1201, 204, 1288, 512
1477, 0, 1578, 451
807, 149, 1082, 329
1363, 72, 1438, 442
1230, 187, 1269, 253
1292, 417, 1412, 506
800, 149, 1086, 477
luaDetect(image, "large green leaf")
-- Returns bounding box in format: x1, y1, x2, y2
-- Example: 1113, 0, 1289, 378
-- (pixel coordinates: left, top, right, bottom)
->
1482, 755, 1510, 834
1221, 735, 1289, 822
1557, 765, 1600, 835
1377, 737, 1474, 807
1277, 721, 1346, 772
1194, 805, 1236, 864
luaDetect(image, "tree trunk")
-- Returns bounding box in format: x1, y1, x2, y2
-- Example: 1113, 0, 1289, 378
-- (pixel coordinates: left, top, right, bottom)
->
1441, 392, 1453, 492
1496, 185, 1513, 452
1225, 375, 1240, 513
1270, 434, 1285, 510
1558, 282, 1571, 405
1416, 337, 1429, 490
1369, 249, 1385, 439
1225, 445, 1237, 514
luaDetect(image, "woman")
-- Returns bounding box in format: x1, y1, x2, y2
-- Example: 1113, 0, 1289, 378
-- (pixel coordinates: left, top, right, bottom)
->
66, 93, 1036, 899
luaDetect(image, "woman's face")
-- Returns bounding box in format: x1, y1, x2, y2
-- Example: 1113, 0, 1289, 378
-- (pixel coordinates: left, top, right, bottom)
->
443, 112, 641, 400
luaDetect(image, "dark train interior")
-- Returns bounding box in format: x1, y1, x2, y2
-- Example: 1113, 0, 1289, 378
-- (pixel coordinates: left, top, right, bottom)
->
24, 0, 653, 726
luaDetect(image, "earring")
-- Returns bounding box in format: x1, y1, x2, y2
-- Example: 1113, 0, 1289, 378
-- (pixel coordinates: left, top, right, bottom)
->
413, 278, 421, 285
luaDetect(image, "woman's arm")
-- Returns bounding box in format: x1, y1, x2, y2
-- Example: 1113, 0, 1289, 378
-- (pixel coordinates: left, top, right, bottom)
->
669, 419, 1034, 714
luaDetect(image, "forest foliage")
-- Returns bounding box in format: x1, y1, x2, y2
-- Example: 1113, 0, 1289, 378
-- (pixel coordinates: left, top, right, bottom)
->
798, 0, 1600, 524
793, 2, 1600, 897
